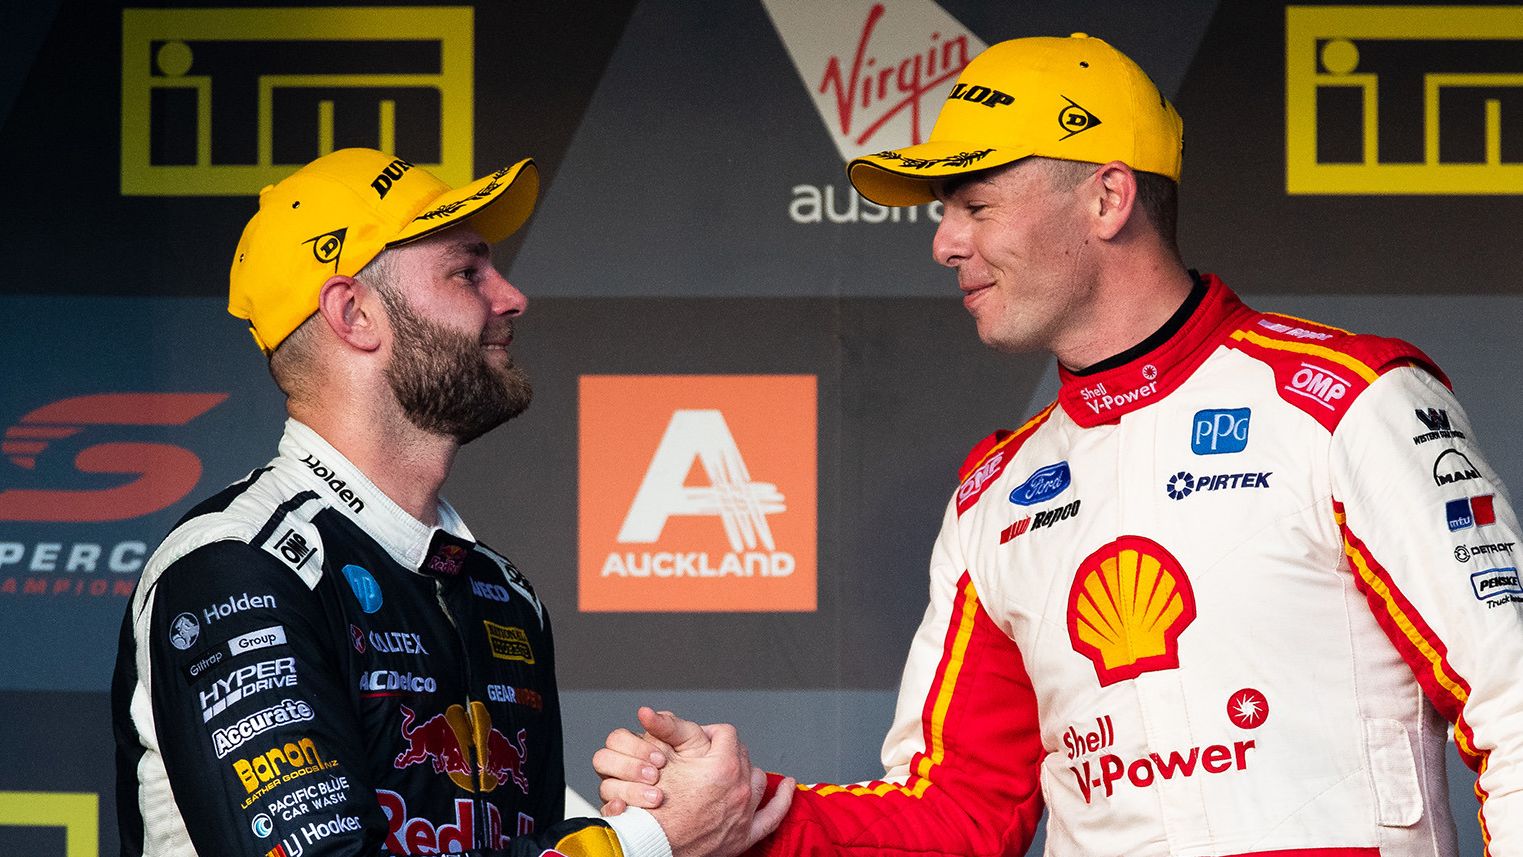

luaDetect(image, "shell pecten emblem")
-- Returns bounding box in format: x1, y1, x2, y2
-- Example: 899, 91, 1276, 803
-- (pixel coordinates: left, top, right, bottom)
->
1068, 536, 1197, 686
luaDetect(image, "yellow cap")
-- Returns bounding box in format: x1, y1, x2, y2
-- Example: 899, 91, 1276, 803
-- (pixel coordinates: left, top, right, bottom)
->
848, 34, 1183, 206
229, 148, 539, 353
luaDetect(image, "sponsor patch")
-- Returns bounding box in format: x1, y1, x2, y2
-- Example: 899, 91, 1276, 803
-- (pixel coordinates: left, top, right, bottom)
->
212, 698, 315, 758
1191, 409, 1250, 455
1068, 536, 1195, 686
1284, 362, 1349, 410
1447, 495, 1496, 531
1009, 462, 1071, 506
1165, 471, 1271, 500
342, 565, 383, 613
1413, 407, 1466, 445
230, 735, 337, 807
1433, 448, 1482, 487
169, 612, 200, 650
484, 621, 534, 664
200, 657, 298, 723
1225, 688, 1269, 729
1472, 567, 1521, 601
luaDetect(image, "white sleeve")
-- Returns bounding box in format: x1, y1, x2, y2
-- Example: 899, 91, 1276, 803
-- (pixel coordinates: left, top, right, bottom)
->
1330, 365, 1523, 851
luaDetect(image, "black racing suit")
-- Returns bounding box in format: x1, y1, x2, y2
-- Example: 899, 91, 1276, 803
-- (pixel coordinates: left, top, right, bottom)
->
113, 420, 668, 857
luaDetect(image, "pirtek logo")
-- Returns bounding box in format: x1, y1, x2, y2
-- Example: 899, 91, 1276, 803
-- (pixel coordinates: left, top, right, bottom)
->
371, 158, 414, 198
0, 393, 226, 522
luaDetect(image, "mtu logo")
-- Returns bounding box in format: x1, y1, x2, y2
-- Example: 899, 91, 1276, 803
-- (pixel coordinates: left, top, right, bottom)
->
1009, 462, 1071, 506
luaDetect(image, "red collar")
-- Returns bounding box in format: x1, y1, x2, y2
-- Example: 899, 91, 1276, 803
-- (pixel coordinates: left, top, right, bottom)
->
1056, 274, 1254, 427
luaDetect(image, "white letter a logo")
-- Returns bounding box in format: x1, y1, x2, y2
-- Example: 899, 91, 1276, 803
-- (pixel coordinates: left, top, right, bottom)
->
617, 410, 786, 551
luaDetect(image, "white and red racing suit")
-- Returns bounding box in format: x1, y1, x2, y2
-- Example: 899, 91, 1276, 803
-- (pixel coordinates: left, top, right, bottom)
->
113, 420, 669, 857
752, 274, 1522, 856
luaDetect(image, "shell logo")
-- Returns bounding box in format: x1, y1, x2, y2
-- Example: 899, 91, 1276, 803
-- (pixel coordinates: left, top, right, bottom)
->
1067, 536, 1196, 686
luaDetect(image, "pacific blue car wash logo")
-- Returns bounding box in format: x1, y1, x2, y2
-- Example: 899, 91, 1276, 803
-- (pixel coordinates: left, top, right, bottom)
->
579, 375, 817, 612
1068, 536, 1196, 686
763, 0, 986, 225
0, 392, 226, 598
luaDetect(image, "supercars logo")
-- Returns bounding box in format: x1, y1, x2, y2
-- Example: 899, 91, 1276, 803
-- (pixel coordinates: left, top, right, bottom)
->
120, 7, 474, 195
579, 375, 817, 612
762, 1, 985, 161
1068, 536, 1196, 686
0, 392, 225, 522
1286, 6, 1523, 194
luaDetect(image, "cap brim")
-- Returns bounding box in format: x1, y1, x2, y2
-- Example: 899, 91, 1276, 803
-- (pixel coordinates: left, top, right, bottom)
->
390, 158, 539, 246
847, 143, 1029, 206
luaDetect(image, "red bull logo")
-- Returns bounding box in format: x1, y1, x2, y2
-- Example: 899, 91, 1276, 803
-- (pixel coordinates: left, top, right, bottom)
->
376, 789, 533, 853
393, 702, 529, 794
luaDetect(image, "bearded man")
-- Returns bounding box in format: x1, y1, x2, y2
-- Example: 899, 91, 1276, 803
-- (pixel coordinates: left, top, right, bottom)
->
112, 149, 786, 857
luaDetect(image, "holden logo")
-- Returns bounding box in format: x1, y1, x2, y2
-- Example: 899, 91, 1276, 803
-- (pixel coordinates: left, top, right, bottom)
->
1166, 471, 1195, 500
169, 613, 200, 650
1226, 688, 1269, 729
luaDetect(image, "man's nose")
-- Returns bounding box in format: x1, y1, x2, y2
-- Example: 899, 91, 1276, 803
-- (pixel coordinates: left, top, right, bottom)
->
931, 211, 969, 269
483, 267, 527, 316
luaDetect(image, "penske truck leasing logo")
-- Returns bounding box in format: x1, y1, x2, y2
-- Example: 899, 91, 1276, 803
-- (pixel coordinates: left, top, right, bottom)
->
1068, 536, 1196, 686
579, 375, 817, 612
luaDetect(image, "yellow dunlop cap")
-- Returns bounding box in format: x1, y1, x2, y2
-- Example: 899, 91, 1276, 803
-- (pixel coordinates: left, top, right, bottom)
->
228, 148, 539, 354
848, 33, 1183, 206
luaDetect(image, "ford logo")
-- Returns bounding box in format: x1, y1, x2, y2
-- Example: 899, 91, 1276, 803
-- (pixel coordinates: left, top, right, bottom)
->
1010, 462, 1071, 506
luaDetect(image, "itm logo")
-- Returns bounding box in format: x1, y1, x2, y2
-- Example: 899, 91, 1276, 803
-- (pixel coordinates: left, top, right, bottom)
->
579, 376, 817, 612
1286, 6, 1523, 194
0, 393, 225, 522
120, 7, 474, 196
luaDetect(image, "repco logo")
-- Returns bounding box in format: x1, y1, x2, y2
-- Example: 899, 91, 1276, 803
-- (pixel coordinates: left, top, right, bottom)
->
0, 393, 226, 522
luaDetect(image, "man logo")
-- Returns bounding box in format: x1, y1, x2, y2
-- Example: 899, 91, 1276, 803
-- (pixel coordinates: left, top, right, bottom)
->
120, 7, 474, 196
304, 228, 347, 268
1286, 6, 1523, 194
1058, 97, 1102, 140
579, 376, 817, 612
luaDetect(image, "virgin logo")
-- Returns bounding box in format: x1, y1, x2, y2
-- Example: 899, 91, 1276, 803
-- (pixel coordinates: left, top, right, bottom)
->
0, 393, 226, 522
764, 0, 985, 160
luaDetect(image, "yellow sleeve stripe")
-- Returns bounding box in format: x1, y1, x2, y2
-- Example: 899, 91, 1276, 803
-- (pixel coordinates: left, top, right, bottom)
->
962, 402, 1058, 479
801, 578, 982, 801
1229, 329, 1380, 383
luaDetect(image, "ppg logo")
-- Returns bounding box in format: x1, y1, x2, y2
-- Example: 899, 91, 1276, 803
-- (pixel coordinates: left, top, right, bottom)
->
1192, 409, 1251, 455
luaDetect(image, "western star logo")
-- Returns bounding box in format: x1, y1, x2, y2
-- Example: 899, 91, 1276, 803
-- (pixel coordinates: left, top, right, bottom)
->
1413, 407, 1466, 444
299, 453, 365, 514
1068, 536, 1195, 686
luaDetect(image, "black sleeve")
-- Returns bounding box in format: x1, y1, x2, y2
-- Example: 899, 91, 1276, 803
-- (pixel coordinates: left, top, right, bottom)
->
144, 540, 389, 856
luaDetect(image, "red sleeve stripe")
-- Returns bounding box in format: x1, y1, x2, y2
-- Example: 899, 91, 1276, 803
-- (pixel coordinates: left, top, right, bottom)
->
803, 573, 982, 800
958, 403, 1057, 483
1335, 507, 1494, 854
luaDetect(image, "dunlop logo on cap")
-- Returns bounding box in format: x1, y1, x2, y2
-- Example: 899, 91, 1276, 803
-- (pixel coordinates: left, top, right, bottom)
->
1068, 535, 1196, 686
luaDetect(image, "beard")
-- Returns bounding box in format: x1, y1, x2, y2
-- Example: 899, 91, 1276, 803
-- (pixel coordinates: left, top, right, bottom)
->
379, 289, 533, 445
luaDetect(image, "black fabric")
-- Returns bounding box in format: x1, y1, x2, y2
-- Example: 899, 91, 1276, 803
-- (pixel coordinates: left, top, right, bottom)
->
1071, 270, 1208, 376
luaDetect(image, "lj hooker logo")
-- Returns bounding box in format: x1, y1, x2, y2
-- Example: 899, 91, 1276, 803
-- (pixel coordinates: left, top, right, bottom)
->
1286, 6, 1523, 194
579, 376, 817, 613
120, 6, 474, 196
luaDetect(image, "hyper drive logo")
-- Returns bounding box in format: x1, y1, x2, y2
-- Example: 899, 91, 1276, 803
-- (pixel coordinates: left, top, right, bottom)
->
579, 376, 817, 612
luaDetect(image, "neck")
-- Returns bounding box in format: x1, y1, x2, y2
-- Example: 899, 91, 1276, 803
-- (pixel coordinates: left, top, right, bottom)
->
1051, 250, 1195, 371
289, 391, 456, 527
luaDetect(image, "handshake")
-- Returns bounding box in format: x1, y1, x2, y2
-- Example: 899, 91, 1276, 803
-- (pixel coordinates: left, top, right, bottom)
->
593, 707, 796, 857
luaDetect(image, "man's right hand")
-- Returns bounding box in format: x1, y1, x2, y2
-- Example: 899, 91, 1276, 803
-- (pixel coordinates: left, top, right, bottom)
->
594, 707, 794, 857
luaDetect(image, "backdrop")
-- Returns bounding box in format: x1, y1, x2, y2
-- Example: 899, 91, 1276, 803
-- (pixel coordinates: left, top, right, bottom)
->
1, 1, 1517, 854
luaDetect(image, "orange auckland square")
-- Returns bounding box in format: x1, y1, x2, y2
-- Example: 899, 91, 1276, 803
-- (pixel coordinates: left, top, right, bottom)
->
578, 375, 818, 612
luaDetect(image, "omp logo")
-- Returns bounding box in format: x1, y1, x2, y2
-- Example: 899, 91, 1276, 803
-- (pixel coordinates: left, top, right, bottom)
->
765, 1, 985, 225
120, 7, 474, 196
579, 376, 817, 612
1285, 362, 1349, 410
1287, 6, 1523, 194
1068, 536, 1196, 687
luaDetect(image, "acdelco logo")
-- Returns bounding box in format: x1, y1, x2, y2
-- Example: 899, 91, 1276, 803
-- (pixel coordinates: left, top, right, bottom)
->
579, 375, 817, 612
1285, 362, 1349, 410
1068, 536, 1196, 686
0, 392, 226, 522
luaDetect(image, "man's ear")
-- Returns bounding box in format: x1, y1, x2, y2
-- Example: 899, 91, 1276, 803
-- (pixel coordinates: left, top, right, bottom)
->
316, 275, 383, 353
1091, 161, 1139, 241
